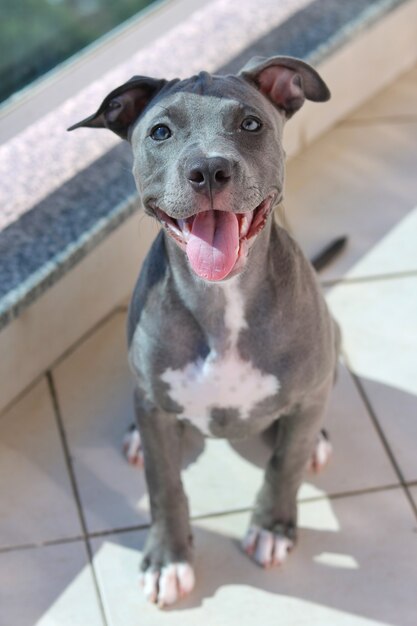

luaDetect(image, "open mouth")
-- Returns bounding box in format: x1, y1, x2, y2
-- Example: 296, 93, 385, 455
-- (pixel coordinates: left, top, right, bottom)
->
154, 196, 274, 281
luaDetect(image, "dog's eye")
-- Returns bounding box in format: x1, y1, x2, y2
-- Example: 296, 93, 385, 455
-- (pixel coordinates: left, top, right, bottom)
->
241, 117, 262, 132
150, 125, 171, 141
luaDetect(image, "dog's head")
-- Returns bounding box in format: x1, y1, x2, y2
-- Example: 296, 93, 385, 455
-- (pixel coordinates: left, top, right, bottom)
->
69, 56, 329, 281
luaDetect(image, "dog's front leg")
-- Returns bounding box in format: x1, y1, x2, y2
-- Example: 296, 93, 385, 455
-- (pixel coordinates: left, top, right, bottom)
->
242, 385, 331, 568
134, 389, 194, 607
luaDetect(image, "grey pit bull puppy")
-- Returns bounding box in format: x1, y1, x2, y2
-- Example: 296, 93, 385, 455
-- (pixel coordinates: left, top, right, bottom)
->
69, 55, 340, 608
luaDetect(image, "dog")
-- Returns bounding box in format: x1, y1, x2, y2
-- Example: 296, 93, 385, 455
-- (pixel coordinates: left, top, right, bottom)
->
69, 55, 341, 608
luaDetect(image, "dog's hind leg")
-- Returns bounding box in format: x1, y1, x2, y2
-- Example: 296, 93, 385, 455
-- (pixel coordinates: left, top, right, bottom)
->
123, 423, 143, 467
308, 428, 332, 473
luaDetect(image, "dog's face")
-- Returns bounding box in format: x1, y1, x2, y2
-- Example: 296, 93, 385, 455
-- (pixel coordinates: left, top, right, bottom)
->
131, 74, 285, 280
69, 56, 330, 281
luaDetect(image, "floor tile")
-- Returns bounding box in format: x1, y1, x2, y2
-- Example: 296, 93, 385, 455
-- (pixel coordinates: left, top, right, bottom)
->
303, 359, 398, 495
0, 541, 104, 626
355, 378, 417, 484
349, 65, 417, 122
327, 276, 417, 482
284, 122, 417, 281
92, 489, 417, 626
53, 311, 397, 533
52, 313, 148, 534
338, 206, 417, 280
0, 379, 82, 548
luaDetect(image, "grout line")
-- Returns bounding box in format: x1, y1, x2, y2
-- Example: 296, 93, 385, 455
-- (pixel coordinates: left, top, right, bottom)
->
1, 482, 411, 555
87, 523, 152, 540
188, 484, 405, 522
1, 484, 408, 550
0, 534, 85, 554
46, 371, 109, 626
321, 269, 417, 288
75, 482, 411, 529
299, 482, 404, 504
0, 304, 127, 420
344, 359, 417, 521
52, 305, 127, 369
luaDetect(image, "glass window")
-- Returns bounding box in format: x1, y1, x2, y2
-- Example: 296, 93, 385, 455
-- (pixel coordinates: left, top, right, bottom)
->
0, 0, 158, 104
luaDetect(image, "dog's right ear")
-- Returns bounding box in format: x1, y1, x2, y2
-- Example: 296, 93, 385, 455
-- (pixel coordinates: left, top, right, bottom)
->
67, 76, 168, 140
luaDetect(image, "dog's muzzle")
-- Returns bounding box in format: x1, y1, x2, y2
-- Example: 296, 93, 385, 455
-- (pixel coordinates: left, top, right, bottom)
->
154, 195, 276, 281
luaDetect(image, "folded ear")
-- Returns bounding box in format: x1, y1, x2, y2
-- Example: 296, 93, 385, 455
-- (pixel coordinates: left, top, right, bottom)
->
67, 76, 168, 139
239, 56, 330, 118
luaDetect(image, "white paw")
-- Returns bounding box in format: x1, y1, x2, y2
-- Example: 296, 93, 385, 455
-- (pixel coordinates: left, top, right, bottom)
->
140, 562, 195, 608
122, 426, 144, 467
308, 430, 332, 473
241, 525, 294, 568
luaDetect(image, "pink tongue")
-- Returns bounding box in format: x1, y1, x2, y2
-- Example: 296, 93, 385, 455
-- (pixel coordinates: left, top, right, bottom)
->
186, 210, 239, 281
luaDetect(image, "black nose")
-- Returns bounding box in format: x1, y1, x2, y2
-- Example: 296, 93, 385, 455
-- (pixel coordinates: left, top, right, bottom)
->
186, 156, 232, 195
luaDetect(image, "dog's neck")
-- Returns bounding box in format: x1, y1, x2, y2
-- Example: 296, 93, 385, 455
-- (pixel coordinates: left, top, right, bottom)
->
162, 216, 293, 350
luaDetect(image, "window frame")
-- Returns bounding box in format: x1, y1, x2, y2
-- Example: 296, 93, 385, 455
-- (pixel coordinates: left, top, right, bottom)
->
0, 0, 212, 144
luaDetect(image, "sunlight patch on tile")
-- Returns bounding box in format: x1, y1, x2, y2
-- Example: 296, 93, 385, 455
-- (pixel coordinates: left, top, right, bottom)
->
183, 438, 264, 517
36, 562, 104, 626
299, 497, 341, 532
0, 541, 104, 626
299, 482, 329, 500
91, 538, 152, 624
136, 492, 150, 514
327, 276, 417, 397
92, 540, 139, 579
313, 552, 359, 570
208, 588, 388, 626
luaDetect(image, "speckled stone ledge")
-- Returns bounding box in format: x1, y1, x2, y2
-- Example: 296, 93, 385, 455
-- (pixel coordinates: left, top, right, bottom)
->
0, 0, 406, 330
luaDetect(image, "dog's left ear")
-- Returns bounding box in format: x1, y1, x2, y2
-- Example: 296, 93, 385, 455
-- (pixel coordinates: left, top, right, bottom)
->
239, 56, 330, 118
67, 76, 168, 140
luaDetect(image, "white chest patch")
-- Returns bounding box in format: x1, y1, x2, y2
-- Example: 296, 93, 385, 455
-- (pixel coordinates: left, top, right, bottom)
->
160, 280, 280, 435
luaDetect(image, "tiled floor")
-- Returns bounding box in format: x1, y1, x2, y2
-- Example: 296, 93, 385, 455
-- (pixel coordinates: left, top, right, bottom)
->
1, 66, 417, 625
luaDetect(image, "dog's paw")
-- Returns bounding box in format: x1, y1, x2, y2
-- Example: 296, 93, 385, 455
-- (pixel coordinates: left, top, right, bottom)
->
308, 429, 332, 473
241, 525, 294, 568
140, 562, 195, 608
122, 425, 144, 467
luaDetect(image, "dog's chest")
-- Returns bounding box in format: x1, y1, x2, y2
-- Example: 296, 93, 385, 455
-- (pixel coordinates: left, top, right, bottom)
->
160, 282, 280, 435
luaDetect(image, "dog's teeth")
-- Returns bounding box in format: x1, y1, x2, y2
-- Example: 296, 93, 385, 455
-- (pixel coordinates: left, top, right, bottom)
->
240, 212, 254, 237
178, 219, 190, 233
177, 219, 191, 240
